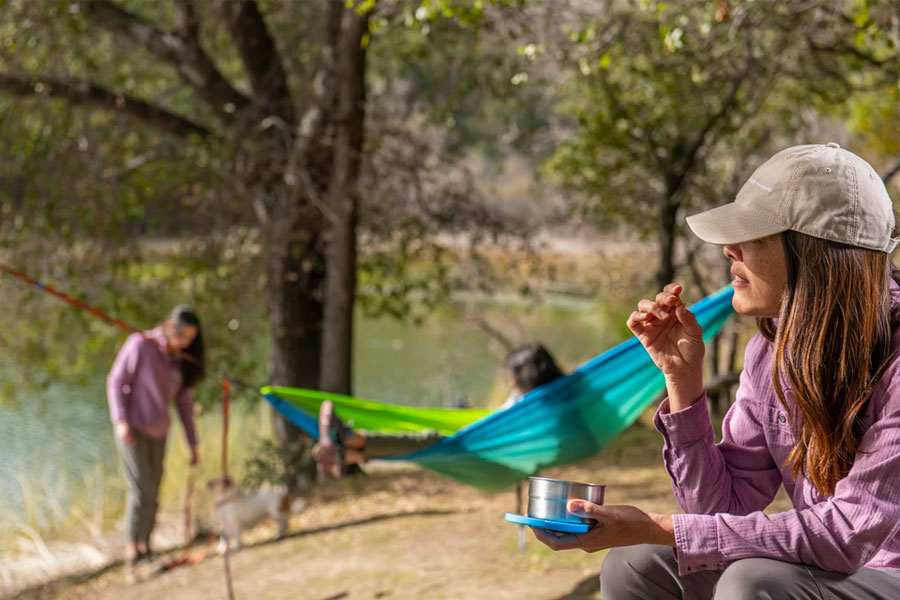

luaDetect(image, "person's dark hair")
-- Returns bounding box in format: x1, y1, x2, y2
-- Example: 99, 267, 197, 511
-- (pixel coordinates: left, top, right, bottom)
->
504, 343, 565, 394
757, 231, 900, 495
170, 305, 205, 389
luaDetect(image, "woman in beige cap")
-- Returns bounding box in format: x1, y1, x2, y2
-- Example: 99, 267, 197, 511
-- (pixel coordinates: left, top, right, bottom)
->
532, 143, 900, 599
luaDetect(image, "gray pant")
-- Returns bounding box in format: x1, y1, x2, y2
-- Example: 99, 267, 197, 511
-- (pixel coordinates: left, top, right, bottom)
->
116, 428, 167, 546
600, 544, 900, 600
363, 429, 445, 459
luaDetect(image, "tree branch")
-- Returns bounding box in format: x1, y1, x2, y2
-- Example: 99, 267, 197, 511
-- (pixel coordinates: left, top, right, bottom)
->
174, 0, 200, 39
102, 141, 179, 181
0, 72, 210, 138
677, 71, 745, 181
289, 1, 344, 184
84, 0, 249, 117
807, 38, 900, 76
660, 79, 740, 207
219, 0, 295, 126
468, 314, 516, 353
884, 159, 900, 185
682, 240, 710, 298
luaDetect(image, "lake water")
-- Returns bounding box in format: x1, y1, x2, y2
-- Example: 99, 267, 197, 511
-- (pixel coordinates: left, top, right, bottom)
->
0, 297, 627, 524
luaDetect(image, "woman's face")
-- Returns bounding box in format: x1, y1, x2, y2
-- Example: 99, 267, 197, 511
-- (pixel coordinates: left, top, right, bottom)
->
723, 234, 787, 318
164, 321, 198, 351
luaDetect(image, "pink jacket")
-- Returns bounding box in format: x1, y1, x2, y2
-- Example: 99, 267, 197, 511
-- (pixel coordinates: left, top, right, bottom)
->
654, 282, 900, 575
106, 327, 197, 447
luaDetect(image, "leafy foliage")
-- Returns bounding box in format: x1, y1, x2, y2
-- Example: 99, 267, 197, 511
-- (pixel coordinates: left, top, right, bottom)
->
242, 435, 316, 491
540, 0, 900, 288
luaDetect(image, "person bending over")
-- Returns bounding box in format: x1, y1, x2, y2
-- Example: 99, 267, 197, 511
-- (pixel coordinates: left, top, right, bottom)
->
107, 305, 205, 576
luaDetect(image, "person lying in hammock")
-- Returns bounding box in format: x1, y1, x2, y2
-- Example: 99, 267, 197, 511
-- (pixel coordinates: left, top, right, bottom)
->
312, 343, 565, 478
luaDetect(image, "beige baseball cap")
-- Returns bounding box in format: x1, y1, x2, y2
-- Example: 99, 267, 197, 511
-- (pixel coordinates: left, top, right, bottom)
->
686, 143, 900, 253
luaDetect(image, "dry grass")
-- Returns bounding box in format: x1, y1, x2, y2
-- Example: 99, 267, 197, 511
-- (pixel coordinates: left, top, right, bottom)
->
0, 403, 275, 597
11, 417, 793, 600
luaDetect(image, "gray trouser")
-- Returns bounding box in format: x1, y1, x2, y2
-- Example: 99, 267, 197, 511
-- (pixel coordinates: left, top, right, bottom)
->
116, 428, 167, 545
363, 429, 445, 459
600, 544, 900, 600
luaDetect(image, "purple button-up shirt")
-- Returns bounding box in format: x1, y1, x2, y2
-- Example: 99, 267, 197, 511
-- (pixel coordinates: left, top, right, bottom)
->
106, 327, 197, 448
654, 282, 900, 576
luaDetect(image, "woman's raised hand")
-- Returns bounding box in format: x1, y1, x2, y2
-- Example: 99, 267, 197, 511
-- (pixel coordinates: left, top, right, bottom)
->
627, 283, 705, 411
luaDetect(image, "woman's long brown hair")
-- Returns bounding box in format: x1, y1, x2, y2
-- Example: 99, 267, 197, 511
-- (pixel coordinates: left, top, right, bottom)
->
758, 231, 900, 496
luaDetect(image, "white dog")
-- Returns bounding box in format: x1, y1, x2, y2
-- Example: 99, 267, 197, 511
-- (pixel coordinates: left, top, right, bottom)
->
207, 476, 306, 553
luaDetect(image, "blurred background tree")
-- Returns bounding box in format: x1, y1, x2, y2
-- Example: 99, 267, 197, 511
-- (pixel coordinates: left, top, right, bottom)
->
1, 0, 898, 476
541, 0, 899, 292
0, 0, 540, 487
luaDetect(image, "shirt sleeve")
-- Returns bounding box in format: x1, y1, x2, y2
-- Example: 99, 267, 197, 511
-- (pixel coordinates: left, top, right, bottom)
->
175, 386, 198, 448
672, 376, 900, 575
106, 334, 143, 424
653, 354, 783, 517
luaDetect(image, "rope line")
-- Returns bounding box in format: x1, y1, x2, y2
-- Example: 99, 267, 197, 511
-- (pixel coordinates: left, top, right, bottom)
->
1, 262, 199, 364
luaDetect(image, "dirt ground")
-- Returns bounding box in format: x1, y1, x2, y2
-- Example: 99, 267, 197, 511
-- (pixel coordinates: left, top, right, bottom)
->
10, 425, 791, 600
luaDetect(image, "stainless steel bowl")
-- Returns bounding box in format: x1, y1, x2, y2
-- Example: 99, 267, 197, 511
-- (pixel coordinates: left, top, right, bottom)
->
527, 476, 605, 523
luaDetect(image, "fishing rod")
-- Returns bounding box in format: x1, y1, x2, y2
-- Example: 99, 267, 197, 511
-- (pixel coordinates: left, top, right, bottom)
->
1, 261, 264, 389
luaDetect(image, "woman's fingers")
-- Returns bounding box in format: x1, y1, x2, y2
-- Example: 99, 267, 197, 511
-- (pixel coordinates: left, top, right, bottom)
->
627, 311, 642, 329
675, 303, 702, 335
630, 284, 686, 334
654, 292, 668, 306
637, 299, 671, 321
663, 282, 683, 296
627, 311, 652, 329
530, 527, 581, 550
655, 292, 683, 310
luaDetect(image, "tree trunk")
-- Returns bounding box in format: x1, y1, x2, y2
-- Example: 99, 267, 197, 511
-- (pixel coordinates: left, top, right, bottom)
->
319, 7, 369, 395
265, 214, 326, 491
656, 195, 679, 291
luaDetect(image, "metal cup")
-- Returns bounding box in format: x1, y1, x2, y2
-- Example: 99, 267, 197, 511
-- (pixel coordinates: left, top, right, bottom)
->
526, 476, 606, 523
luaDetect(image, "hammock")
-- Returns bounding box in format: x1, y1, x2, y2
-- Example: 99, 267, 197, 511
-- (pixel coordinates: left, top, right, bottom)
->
262, 286, 736, 490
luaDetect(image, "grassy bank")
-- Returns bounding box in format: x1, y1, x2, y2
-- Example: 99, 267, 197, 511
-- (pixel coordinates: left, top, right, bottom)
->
0, 401, 272, 555
18, 417, 794, 600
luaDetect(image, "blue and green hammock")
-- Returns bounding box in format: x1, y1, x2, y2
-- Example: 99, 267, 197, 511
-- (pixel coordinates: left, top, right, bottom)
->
263, 287, 736, 491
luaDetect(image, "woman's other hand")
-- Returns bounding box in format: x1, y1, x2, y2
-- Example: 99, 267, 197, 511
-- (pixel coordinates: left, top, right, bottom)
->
190, 446, 199, 467
116, 420, 136, 445
531, 501, 675, 553
627, 282, 705, 411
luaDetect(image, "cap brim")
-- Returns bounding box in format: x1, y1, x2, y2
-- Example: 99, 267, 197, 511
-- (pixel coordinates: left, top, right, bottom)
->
686, 202, 788, 245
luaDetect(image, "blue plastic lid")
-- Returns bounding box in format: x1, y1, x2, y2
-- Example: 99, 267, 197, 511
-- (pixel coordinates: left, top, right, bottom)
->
504, 512, 589, 534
